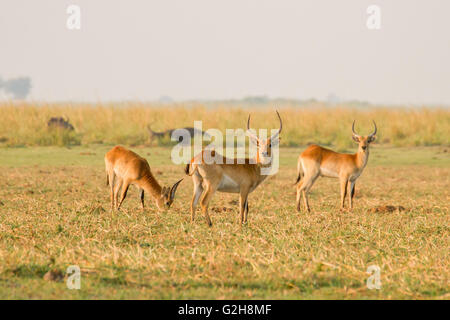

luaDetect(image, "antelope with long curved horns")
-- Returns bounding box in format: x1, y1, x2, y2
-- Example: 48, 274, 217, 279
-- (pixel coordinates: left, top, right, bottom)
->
295, 121, 377, 212
185, 111, 282, 226
105, 146, 183, 211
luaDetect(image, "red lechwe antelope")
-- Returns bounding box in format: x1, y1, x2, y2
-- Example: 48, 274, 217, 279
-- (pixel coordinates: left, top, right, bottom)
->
295, 121, 377, 212
185, 111, 282, 226
105, 146, 183, 211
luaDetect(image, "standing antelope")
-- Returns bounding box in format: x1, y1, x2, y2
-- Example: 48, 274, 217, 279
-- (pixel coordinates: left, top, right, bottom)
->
295, 121, 377, 212
105, 146, 183, 211
185, 111, 282, 226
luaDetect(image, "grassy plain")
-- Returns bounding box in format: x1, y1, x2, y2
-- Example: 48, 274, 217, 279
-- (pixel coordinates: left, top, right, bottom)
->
0, 145, 448, 299
0, 102, 449, 149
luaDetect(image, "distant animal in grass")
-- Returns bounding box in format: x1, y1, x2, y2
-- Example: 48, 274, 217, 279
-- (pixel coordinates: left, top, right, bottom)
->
47, 117, 74, 131
147, 124, 209, 145
105, 146, 183, 211
295, 121, 377, 212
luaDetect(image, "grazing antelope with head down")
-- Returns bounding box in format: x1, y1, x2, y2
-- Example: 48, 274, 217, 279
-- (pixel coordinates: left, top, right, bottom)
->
185, 111, 282, 226
105, 146, 183, 211
295, 121, 377, 212
147, 123, 209, 146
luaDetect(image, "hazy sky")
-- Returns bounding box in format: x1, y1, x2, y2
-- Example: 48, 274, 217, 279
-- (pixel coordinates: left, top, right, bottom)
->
1, 0, 449, 104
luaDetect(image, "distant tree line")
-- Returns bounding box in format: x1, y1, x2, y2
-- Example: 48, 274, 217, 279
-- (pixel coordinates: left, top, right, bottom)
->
0, 76, 32, 99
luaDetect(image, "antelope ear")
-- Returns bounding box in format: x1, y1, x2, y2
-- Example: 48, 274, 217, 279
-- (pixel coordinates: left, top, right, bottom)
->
368, 135, 376, 143
352, 135, 360, 143
170, 179, 183, 201
269, 135, 280, 146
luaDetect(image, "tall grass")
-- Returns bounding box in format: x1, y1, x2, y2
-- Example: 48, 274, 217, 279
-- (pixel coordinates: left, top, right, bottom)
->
0, 101, 448, 149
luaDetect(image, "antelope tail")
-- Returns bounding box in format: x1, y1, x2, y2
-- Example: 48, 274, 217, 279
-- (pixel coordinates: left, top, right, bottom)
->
184, 161, 198, 176
294, 172, 302, 185
294, 161, 304, 186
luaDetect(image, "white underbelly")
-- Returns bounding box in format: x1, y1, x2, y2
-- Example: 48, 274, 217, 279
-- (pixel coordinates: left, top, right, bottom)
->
217, 174, 240, 193
320, 167, 339, 178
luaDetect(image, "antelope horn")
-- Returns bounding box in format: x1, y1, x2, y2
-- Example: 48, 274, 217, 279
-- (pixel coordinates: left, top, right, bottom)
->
352, 120, 360, 137
147, 124, 156, 135
246, 114, 258, 141
270, 110, 283, 140
276, 110, 282, 133
169, 178, 183, 201
369, 120, 377, 137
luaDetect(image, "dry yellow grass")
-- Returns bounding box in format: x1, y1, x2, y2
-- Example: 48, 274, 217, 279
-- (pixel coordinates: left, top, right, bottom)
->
0, 102, 448, 149
0, 102, 448, 299
0, 145, 448, 299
